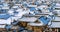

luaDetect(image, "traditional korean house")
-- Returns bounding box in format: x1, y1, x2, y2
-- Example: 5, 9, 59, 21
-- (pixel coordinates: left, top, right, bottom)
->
49, 16, 60, 32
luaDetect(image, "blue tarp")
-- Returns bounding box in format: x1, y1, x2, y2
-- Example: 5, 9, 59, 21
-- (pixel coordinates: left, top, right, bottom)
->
14, 11, 18, 14
0, 9, 7, 13
0, 14, 11, 19
29, 7, 36, 11
39, 16, 50, 25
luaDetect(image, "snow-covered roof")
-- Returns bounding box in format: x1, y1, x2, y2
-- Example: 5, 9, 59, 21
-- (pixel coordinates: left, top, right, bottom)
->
0, 17, 13, 25
0, 25, 5, 28
12, 6, 19, 9
56, 3, 60, 6
28, 5, 37, 7
53, 16, 60, 21
28, 23, 44, 26
49, 22, 60, 28
18, 17, 37, 22
2, 6, 9, 9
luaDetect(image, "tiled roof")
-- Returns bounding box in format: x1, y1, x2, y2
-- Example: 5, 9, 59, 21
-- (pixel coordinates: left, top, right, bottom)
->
53, 16, 60, 21
49, 22, 60, 28
18, 17, 37, 22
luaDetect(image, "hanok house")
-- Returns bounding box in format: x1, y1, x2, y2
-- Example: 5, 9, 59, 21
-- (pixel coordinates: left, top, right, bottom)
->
48, 3, 60, 32
49, 16, 60, 32
27, 16, 51, 32
17, 17, 38, 31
